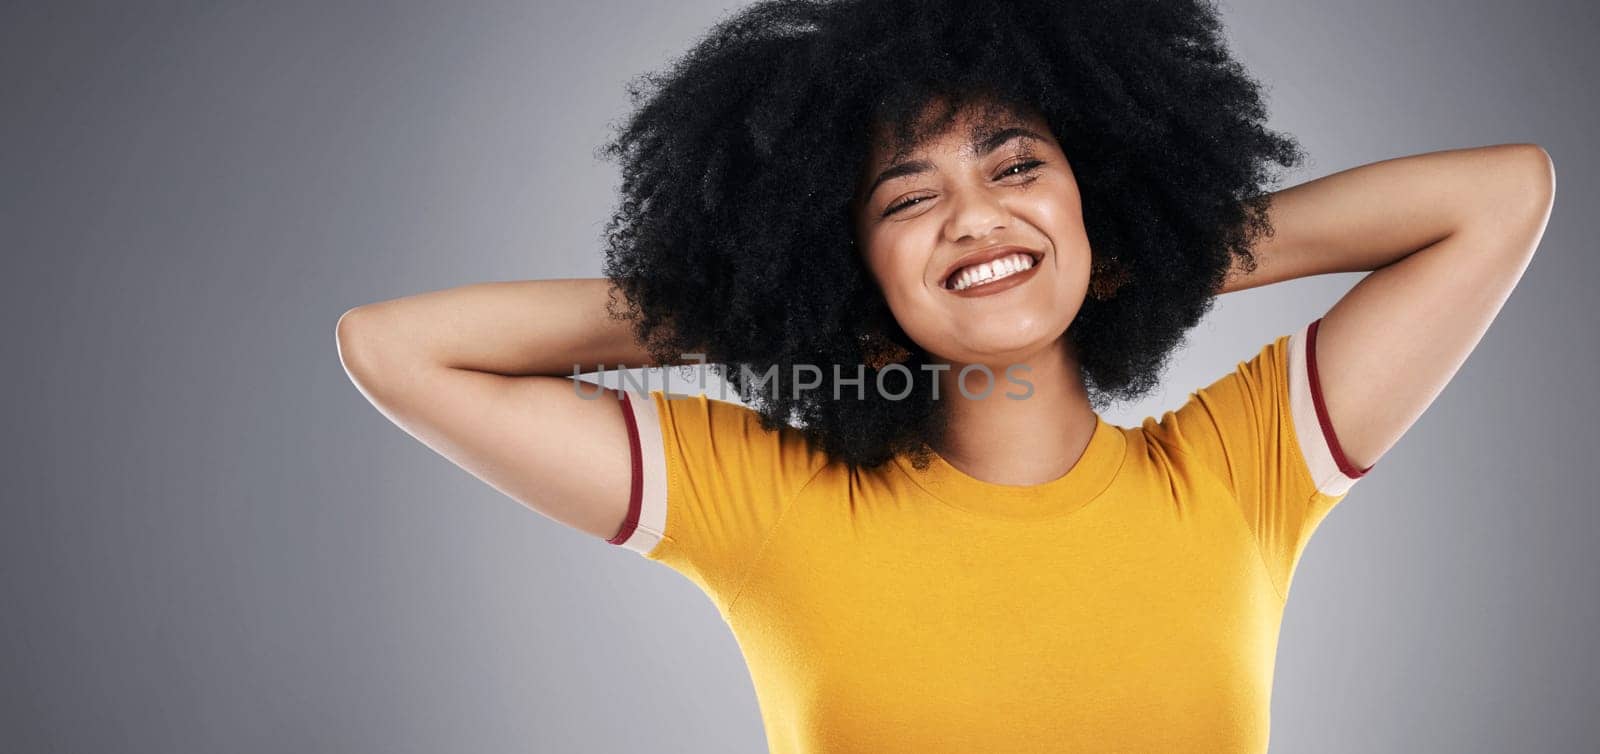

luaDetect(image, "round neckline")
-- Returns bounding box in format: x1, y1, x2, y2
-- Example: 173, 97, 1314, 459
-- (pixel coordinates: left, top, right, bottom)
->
892, 414, 1128, 521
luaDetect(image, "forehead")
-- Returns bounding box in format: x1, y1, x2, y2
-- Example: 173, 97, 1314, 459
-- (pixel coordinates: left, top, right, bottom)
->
865, 98, 1053, 165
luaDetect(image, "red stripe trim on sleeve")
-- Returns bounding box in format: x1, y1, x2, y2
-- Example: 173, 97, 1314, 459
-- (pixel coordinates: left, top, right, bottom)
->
606, 389, 645, 545
1306, 317, 1375, 478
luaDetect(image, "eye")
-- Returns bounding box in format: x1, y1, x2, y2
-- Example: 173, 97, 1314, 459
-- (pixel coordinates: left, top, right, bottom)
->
882, 193, 931, 217
880, 159, 1047, 217
999, 158, 1046, 178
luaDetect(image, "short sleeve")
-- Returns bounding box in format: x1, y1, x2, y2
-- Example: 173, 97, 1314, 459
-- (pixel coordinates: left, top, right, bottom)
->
1140, 317, 1378, 600
609, 388, 831, 612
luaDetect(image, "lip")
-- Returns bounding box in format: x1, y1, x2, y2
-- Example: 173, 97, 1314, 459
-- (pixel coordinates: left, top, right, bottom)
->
944, 255, 1042, 298
939, 244, 1044, 291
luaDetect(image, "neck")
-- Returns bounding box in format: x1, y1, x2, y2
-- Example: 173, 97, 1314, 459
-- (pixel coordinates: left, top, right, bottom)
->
932, 335, 1098, 486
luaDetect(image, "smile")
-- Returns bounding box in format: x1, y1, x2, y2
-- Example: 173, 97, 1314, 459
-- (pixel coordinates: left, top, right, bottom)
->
945, 252, 1041, 295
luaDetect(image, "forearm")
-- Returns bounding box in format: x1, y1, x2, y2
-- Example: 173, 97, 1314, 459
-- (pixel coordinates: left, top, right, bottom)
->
1220, 143, 1552, 294
338, 278, 675, 378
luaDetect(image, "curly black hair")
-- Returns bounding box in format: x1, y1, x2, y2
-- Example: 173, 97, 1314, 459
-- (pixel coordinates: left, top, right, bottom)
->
597, 0, 1307, 471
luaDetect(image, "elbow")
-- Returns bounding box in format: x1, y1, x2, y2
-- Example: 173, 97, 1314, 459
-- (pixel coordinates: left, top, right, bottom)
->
1516, 144, 1556, 242
335, 306, 365, 366
337, 304, 436, 403
1507, 143, 1556, 214
1530, 144, 1555, 206
336, 306, 386, 387
1472, 144, 1555, 237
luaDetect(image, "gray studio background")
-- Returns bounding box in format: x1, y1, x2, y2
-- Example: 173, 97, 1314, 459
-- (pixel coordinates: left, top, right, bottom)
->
3, 2, 1594, 752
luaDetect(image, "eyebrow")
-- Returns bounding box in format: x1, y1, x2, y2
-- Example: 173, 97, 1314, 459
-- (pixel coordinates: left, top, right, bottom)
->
862, 126, 1046, 202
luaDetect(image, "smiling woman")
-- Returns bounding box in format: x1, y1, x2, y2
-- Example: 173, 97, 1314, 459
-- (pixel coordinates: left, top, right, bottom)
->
335, 0, 1474, 752
598, 0, 1306, 470
849, 102, 1095, 379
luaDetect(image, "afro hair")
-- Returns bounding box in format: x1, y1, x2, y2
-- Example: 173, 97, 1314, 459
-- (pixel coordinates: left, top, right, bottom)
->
597, 0, 1307, 471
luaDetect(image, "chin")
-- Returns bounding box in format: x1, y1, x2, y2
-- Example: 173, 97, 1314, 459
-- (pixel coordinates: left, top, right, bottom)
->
933, 326, 1057, 365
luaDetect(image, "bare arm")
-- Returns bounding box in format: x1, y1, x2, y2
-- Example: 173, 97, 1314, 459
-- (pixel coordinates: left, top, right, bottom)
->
1221, 144, 1555, 471
336, 278, 685, 540
1219, 144, 1549, 295
340, 278, 665, 377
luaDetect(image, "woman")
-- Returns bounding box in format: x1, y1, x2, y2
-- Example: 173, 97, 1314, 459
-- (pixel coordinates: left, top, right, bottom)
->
336, 0, 1554, 750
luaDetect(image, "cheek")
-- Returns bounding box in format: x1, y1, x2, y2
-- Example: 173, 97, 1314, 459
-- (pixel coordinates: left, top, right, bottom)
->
863, 230, 928, 295
861, 239, 939, 334
1028, 178, 1084, 237
872, 256, 923, 321
1027, 186, 1092, 273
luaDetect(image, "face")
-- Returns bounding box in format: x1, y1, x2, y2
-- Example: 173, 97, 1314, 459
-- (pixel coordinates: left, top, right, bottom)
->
851, 101, 1092, 367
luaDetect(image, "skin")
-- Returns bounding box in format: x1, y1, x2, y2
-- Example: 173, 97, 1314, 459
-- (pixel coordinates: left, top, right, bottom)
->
339, 108, 1553, 547
850, 100, 1102, 486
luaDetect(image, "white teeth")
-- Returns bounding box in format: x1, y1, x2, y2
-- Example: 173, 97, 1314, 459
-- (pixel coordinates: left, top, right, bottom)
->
950, 253, 1035, 291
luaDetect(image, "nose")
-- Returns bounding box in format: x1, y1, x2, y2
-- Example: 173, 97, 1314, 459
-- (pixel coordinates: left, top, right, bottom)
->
941, 181, 1009, 244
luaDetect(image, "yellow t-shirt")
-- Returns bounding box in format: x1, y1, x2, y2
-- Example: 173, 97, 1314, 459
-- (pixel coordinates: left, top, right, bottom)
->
609, 317, 1375, 753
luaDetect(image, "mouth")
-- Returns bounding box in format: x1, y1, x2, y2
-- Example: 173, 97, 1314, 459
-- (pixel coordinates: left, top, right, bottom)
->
941, 247, 1045, 292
